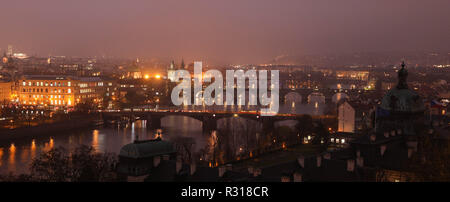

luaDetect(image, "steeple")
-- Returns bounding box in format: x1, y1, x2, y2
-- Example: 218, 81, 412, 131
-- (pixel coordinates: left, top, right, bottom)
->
170, 60, 175, 69
396, 61, 408, 89
180, 58, 185, 69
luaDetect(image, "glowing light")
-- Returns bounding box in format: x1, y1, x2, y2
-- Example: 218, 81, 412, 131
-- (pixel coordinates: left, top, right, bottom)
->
144, 74, 150, 79
154, 74, 161, 79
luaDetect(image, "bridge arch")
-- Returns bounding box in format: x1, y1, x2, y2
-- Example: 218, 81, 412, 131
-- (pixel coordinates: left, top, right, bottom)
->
332, 92, 349, 103
284, 92, 302, 107
307, 92, 325, 104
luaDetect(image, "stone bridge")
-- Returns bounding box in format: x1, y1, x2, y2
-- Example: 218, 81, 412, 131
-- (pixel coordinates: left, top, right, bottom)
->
279, 88, 364, 104
101, 110, 318, 135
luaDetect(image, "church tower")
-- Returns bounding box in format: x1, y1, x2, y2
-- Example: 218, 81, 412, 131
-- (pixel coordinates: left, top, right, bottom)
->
167, 60, 176, 82
377, 61, 425, 136
180, 58, 186, 70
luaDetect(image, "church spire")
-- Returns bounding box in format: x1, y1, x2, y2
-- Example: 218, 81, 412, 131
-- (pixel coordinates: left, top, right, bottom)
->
396, 61, 408, 89
170, 60, 175, 69
180, 58, 185, 69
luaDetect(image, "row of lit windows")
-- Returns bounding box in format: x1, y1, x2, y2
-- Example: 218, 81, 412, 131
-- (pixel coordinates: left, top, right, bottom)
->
22, 81, 72, 87
79, 82, 104, 88
25, 95, 69, 99
21, 88, 72, 93
330, 138, 346, 144
22, 99, 72, 105
80, 89, 93, 93
120, 84, 148, 88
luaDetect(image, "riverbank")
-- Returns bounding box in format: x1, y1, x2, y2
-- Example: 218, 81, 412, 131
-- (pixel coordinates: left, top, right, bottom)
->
0, 114, 103, 141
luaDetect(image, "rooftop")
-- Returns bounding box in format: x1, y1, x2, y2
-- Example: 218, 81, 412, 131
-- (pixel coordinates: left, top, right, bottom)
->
119, 138, 176, 159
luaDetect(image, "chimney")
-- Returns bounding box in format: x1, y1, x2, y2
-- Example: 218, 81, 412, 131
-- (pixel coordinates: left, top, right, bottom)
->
323, 153, 331, 160
281, 175, 290, 182
218, 166, 226, 177
390, 130, 396, 137
347, 159, 355, 172
370, 134, 376, 141
406, 141, 418, 152
316, 155, 322, 168
162, 154, 170, 161
226, 164, 233, 171
407, 148, 414, 159
248, 166, 254, 175
190, 162, 197, 175
153, 156, 161, 167
253, 168, 262, 177
356, 156, 364, 167
297, 156, 305, 168
176, 158, 182, 174
293, 172, 302, 182
380, 145, 387, 156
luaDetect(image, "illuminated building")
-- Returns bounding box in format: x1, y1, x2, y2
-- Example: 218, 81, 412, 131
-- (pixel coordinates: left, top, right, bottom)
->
336, 71, 369, 81
338, 100, 373, 133
7, 45, 13, 56
76, 77, 105, 105
167, 60, 176, 82
17, 75, 77, 108
0, 81, 13, 103
338, 101, 355, 133
124, 59, 142, 79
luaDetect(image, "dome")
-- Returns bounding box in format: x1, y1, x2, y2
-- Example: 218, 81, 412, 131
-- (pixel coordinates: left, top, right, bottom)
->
380, 62, 424, 113
380, 88, 424, 113
119, 139, 176, 159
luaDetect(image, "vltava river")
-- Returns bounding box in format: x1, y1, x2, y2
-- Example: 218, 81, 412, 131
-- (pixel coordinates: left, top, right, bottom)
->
0, 101, 326, 175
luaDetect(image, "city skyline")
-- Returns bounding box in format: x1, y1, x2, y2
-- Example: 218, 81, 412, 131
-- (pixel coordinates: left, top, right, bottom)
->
0, 0, 449, 64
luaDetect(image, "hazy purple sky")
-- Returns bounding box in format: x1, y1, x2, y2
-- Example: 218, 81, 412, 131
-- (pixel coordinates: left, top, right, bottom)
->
0, 0, 449, 64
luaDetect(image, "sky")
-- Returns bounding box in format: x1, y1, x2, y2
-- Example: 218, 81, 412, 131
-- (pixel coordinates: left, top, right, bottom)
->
0, 0, 449, 64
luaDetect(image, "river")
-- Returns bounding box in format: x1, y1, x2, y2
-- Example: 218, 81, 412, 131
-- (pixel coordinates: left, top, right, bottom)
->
0, 101, 326, 175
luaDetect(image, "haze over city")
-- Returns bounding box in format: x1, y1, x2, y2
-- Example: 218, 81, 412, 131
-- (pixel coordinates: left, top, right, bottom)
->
1, 0, 449, 64
0, 0, 449, 189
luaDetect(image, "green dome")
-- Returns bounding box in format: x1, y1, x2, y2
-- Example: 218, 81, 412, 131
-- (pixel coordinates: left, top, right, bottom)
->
119, 139, 176, 159
380, 62, 424, 113
380, 88, 424, 113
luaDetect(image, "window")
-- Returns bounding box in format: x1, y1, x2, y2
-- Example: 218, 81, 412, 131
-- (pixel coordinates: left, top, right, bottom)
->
68, 82, 71, 87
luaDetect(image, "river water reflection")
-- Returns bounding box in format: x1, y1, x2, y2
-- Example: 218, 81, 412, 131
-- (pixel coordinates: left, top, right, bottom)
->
0, 101, 326, 175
